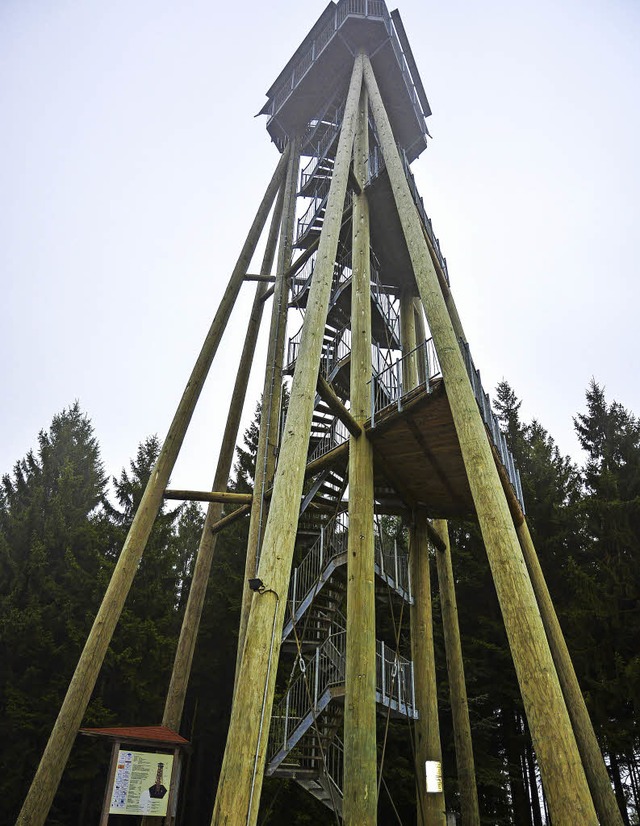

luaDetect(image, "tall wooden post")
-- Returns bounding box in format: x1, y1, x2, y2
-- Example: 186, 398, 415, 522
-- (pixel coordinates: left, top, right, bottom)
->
211, 54, 364, 826
16, 148, 289, 826
235, 138, 301, 679
432, 519, 480, 826
400, 289, 418, 390
343, 83, 378, 825
410, 510, 447, 826
363, 55, 599, 825
159, 175, 287, 734
516, 519, 625, 826
413, 298, 427, 385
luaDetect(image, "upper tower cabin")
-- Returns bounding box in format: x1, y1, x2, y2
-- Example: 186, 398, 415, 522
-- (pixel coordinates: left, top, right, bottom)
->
258, 0, 431, 163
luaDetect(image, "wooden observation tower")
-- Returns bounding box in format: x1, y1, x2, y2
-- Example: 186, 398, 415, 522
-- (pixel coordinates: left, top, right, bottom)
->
18, 3, 625, 826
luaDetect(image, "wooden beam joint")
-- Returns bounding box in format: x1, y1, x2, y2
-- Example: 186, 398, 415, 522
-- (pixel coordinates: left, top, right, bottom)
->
164, 490, 253, 505
210, 504, 251, 535
316, 374, 362, 437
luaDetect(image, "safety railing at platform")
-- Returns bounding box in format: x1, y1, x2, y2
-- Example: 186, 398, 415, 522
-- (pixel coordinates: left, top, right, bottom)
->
460, 342, 525, 510
368, 336, 525, 510
369, 338, 441, 425
267, 0, 424, 134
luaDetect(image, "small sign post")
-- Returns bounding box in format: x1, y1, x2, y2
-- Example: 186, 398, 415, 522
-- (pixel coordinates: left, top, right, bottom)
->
81, 725, 189, 825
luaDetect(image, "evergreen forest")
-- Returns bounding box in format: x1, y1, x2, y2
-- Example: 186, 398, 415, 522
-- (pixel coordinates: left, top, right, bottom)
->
1, 380, 639, 825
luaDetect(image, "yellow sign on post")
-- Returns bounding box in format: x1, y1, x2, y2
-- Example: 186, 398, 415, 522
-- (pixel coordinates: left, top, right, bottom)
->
108, 749, 174, 816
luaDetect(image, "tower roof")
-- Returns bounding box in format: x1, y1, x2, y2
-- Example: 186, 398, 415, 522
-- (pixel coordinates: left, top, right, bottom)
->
259, 1, 431, 163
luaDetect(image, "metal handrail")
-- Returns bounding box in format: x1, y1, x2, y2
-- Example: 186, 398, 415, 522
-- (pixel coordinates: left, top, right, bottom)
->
269, 628, 418, 764
308, 416, 350, 463
300, 116, 342, 189
268, 630, 347, 761
461, 342, 526, 511
288, 513, 412, 627
369, 338, 441, 423
297, 191, 328, 242
289, 513, 349, 615
377, 639, 417, 717
370, 261, 400, 343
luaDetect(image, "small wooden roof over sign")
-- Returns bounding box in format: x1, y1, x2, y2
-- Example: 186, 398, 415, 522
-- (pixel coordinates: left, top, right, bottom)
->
80, 725, 190, 749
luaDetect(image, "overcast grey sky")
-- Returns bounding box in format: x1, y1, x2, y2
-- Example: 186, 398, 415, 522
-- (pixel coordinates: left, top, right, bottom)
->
1, 0, 639, 493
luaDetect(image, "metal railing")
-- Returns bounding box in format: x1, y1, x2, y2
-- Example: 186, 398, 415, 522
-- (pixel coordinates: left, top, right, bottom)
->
322, 324, 351, 378
369, 338, 441, 424
269, 630, 417, 764
288, 512, 412, 630
323, 737, 344, 797
268, 630, 347, 761
375, 529, 411, 598
289, 512, 349, 617
297, 192, 327, 242
266, 0, 426, 149
370, 261, 400, 344
308, 416, 350, 463
300, 120, 341, 190
289, 254, 316, 304
377, 640, 417, 718
461, 342, 525, 509
368, 336, 525, 510
290, 251, 399, 352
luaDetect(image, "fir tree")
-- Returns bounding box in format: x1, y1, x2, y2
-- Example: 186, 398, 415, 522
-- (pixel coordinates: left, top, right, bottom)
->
0, 402, 110, 822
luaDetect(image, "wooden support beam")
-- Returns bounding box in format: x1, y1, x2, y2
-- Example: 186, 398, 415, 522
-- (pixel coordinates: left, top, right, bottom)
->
211, 54, 365, 826
282, 202, 353, 282
343, 82, 378, 826
316, 374, 362, 437
164, 490, 252, 505
413, 298, 428, 385
516, 520, 625, 826
157, 178, 287, 741
259, 284, 275, 302
303, 441, 349, 478
210, 505, 251, 535
411, 510, 447, 826
400, 289, 418, 391
405, 414, 468, 514
16, 146, 290, 826
432, 520, 480, 826
489, 435, 526, 527
348, 164, 363, 195
244, 274, 276, 283
425, 520, 446, 554
283, 237, 320, 280
363, 55, 598, 826
235, 138, 302, 686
